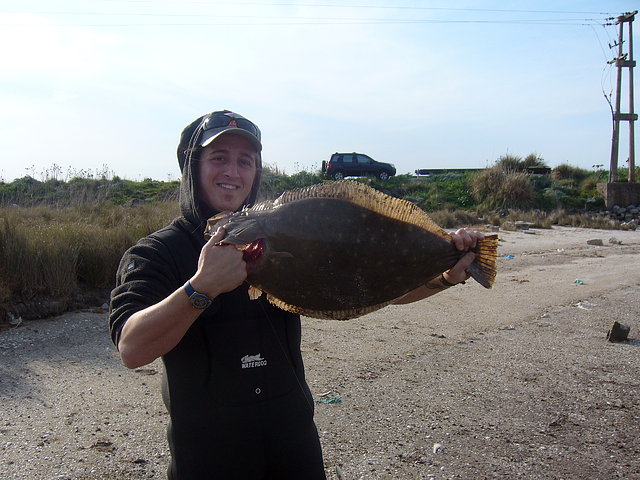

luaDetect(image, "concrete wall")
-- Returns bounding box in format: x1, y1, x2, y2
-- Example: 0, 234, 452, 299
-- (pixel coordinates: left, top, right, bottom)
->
597, 182, 640, 209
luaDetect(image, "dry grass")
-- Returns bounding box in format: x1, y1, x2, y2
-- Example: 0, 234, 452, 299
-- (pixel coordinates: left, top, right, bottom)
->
0, 202, 178, 304
478, 209, 627, 231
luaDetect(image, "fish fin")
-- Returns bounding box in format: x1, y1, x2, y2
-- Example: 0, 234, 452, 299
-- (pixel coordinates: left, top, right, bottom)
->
467, 234, 499, 288
272, 180, 450, 239
248, 285, 263, 300
246, 200, 276, 212
265, 294, 393, 320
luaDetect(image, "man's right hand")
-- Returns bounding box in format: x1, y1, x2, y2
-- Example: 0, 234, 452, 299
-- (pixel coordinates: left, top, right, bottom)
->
190, 227, 248, 299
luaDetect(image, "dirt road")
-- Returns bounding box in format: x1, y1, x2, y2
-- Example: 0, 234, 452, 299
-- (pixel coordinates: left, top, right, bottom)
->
1, 226, 639, 479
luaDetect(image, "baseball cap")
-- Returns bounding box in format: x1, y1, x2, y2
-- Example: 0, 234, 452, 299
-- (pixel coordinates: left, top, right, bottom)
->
198, 110, 262, 152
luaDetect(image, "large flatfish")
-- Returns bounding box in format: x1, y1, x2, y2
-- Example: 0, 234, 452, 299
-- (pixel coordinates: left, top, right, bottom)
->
207, 180, 497, 320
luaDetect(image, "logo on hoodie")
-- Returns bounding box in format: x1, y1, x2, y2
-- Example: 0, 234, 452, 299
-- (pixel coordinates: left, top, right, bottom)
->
241, 353, 267, 369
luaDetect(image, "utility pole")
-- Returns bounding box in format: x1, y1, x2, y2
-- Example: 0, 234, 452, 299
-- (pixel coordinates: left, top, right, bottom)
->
608, 10, 637, 183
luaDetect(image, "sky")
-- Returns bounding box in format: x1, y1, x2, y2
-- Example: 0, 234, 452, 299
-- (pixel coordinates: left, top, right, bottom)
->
0, 1, 636, 182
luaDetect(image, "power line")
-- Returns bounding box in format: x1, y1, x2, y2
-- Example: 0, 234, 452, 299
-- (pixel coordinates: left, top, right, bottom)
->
0, 11, 609, 20
74, 1, 618, 16
0, 15, 611, 27
0, 21, 606, 28
0, 3, 619, 28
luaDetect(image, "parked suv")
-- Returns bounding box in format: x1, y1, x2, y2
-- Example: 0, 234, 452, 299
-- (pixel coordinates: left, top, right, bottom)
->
321, 152, 396, 180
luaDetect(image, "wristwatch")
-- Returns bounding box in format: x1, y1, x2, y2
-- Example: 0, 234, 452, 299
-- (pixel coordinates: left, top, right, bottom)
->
183, 281, 212, 310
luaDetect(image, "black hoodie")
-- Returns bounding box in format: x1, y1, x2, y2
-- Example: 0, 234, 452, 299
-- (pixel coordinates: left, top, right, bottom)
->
108, 116, 320, 479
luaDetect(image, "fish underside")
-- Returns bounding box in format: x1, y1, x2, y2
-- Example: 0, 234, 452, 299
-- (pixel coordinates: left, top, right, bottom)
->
208, 181, 498, 320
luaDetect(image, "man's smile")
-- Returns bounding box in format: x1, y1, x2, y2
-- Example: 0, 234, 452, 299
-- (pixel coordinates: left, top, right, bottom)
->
218, 183, 240, 190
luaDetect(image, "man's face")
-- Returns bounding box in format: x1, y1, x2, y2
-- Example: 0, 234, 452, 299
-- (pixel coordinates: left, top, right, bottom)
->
197, 133, 258, 212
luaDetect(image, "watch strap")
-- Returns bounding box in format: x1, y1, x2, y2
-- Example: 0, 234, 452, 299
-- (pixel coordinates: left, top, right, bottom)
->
183, 281, 212, 309
183, 281, 197, 297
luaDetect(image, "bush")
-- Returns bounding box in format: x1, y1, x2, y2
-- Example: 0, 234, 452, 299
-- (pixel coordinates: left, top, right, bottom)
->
495, 154, 524, 173
494, 153, 548, 173
428, 209, 483, 229
551, 164, 590, 182
471, 168, 535, 210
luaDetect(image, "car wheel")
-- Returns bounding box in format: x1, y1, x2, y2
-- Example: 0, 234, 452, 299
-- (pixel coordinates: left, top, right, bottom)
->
333, 171, 344, 180
378, 171, 389, 180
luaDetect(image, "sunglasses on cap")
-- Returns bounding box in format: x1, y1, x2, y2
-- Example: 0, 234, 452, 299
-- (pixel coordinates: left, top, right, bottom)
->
200, 110, 261, 144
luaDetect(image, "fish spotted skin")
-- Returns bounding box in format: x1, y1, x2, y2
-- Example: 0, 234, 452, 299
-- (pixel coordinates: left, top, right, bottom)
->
207, 181, 498, 320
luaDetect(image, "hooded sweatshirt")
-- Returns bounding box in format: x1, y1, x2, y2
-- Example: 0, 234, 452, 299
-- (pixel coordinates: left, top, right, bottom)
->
108, 116, 321, 479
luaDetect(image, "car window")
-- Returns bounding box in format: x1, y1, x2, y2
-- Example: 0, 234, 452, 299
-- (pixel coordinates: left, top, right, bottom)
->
343, 154, 354, 163
356, 155, 371, 164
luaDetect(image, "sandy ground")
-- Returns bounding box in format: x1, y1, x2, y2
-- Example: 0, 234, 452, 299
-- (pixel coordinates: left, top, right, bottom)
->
1, 226, 639, 480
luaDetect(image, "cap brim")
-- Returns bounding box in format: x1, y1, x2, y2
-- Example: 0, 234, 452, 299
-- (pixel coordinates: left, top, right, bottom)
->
199, 127, 262, 152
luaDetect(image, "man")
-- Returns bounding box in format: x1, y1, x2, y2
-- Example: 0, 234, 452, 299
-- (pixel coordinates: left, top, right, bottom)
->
109, 110, 480, 479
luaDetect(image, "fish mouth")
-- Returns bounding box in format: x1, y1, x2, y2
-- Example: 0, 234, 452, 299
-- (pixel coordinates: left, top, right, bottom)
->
240, 238, 265, 263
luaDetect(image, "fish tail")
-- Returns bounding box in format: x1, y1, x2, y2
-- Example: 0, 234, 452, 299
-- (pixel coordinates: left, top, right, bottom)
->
467, 234, 498, 288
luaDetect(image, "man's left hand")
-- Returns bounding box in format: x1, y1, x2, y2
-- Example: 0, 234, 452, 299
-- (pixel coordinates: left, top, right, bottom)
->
443, 228, 485, 285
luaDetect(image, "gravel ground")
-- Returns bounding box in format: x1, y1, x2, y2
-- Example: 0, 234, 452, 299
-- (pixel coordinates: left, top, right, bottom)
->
1, 226, 639, 480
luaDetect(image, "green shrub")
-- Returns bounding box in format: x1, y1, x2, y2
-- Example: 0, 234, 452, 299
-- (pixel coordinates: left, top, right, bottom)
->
495, 154, 524, 173
523, 153, 547, 169
428, 209, 483, 229
551, 164, 590, 181
471, 168, 535, 210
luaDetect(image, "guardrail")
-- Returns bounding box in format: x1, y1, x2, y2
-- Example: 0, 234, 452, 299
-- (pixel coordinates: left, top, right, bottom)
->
414, 167, 551, 175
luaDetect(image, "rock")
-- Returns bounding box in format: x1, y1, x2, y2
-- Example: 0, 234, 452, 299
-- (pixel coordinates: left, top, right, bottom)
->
433, 443, 445, 454
607, 322, 631, 342
91, 440, 116, 453
515, 221, 532, 230
608, 237, 622, 245
8, 312, 22, 327
587, 239, 604, 246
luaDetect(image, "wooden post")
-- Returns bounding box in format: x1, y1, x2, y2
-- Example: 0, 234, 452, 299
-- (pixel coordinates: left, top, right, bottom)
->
609, 19, 624, 183
608, 11, 638, 184
628, 17, 635, 182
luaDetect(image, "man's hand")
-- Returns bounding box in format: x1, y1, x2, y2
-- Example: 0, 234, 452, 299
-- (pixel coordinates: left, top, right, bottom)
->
443, 228, 485, 285
191, 227, 248, 298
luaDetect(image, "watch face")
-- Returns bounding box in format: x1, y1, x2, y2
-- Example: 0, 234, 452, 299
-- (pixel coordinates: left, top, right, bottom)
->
191, 293, 211, 309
